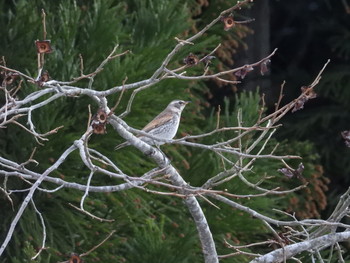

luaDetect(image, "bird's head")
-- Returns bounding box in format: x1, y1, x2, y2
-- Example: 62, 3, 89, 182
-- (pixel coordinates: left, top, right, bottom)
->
167, 100, 190, 113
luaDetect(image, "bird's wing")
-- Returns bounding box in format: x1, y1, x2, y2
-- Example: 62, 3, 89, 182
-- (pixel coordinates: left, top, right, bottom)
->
142, 112, 173, 133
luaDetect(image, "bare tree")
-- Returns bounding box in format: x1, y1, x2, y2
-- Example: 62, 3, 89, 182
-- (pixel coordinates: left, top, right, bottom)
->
0, 1, 349, 262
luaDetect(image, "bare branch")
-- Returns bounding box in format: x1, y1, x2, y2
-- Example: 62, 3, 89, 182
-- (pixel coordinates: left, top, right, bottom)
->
80, 230, 116, 257
68, 203, 115, 223
0, 144, 77, 256
30, 199, 47, 260
250, 231, 350, 263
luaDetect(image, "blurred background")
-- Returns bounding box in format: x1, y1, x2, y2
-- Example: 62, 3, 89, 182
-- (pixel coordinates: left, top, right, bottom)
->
0, 0, 349, 262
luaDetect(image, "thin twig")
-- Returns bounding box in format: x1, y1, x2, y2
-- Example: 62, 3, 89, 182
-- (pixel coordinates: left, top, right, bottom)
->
87, 104, 92, 132
0, 186, 14, 211
20, 147, 39, 167
110, 76, 128, 113
41, 9, 47, 40
216, 105, 221, 130
68, 203, 115, 223
30, 199, 47, 260
80, 230, 116, 257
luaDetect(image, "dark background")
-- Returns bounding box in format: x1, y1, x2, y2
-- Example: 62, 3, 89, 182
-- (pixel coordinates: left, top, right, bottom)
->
241, 0, 350, 209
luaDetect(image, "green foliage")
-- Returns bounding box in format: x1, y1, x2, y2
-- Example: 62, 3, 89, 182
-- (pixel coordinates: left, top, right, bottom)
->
10, 241, 38, 263
0, 0, 223, 262
122, 216, 199, 263
0, 0, 329, 262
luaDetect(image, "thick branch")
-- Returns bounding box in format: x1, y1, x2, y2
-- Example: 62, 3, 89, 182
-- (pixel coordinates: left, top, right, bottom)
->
109, 115, 218, 263
250, 231, 350, 263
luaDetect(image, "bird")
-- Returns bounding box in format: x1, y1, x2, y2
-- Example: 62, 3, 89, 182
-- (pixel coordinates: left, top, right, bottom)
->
115, 100, 190, 150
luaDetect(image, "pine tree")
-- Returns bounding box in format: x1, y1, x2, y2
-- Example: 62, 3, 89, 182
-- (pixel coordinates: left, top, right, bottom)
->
0, 1, 331, 262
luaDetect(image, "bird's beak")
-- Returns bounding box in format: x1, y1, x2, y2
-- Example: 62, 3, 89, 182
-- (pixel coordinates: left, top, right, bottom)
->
185, 101, 191, 104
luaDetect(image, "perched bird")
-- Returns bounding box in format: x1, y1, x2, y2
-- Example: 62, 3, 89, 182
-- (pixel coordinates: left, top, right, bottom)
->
115, 100, 190, 150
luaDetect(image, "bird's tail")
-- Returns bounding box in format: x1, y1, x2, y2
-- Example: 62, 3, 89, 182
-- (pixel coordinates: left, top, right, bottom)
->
114, 141, 129, 150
